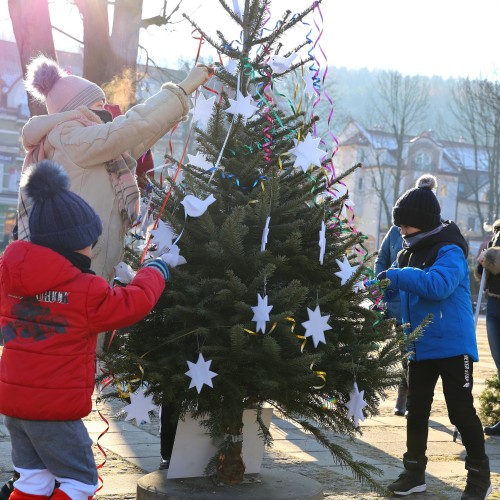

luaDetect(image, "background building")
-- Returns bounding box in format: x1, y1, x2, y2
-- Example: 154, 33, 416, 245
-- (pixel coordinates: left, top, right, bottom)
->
336, 121, 490, 256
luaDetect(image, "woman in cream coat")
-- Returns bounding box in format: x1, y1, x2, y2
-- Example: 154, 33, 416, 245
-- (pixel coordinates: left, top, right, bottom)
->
18, 56, 211, 283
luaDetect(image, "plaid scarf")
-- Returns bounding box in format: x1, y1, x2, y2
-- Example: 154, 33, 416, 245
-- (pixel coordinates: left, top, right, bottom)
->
105, 151, 140, 230
17, 116, 139, 241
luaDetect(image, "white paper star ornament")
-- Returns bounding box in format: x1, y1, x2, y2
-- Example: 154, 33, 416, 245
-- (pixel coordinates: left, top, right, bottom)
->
289, 132, 326, 172
225, 91, 258, 121
187, 152, 214, 171
334, 256, 359, 285
185, 353, 218, 393
122, 387, 158, 424
192, 93, 216, 130
346, 382, 367, 428
251, 293, 273, 333
301, 305, 332, 348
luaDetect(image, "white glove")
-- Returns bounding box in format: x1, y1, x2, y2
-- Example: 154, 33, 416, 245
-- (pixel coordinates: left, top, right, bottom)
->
159, 245, 187, 268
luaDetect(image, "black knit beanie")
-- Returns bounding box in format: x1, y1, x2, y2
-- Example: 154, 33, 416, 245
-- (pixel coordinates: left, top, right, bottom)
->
24, 160, 102, 251
392, 174, 441, 231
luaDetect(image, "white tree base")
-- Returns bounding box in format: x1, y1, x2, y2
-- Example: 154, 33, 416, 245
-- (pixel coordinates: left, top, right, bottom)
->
167, 407, 273, 479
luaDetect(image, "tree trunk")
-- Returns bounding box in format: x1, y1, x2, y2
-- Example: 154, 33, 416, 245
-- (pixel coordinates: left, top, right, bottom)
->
8, 0, 56, 116
74, 0, 115, 87
217, 417, 245, 484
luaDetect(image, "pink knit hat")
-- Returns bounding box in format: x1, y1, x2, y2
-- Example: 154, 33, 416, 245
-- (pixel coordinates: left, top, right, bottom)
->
24, 55, 106, 114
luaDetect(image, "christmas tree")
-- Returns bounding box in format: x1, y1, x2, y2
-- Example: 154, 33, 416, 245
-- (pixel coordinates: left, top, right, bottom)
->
102, 0, 405, 492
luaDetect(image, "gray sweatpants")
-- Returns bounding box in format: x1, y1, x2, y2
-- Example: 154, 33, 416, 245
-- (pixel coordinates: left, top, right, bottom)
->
5, 417, 98, 497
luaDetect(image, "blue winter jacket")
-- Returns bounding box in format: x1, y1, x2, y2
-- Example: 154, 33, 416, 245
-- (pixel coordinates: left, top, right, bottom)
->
375, 225, 403, 321
385, 223, 478, 362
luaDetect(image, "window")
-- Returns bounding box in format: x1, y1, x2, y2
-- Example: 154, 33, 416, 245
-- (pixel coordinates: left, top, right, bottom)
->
458, 183, 465, 193
467, 217, 476, 231
440, 185, 447, 197
414, 152, 432, 170
1, 166, 20, 193
358, 176, 364, 191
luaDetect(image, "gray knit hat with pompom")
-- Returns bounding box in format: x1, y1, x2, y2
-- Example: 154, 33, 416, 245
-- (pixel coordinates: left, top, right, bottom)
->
24, 55, 105, 114
24, 160, 102, 251
392, 174, 441, 231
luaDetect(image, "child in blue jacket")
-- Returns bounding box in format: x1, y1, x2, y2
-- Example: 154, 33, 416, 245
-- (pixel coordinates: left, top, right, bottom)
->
382, 175, 490, 500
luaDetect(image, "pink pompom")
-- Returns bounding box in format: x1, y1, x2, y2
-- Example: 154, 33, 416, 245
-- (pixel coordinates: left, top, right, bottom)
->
24, 55, 65, 102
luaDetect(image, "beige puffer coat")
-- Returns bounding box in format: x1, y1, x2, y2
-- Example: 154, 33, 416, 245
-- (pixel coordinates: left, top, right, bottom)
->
19, 83, 189, 282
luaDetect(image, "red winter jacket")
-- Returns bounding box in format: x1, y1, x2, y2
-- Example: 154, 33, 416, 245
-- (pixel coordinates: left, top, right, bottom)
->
0, 241, 165, 420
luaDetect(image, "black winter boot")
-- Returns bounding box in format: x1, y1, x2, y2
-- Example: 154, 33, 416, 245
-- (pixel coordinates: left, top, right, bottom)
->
484, 420, 500, 436
0, 471, 19, 500
394, 384, 408, 416
461, 456, 492, 499
388, 455, 427, 496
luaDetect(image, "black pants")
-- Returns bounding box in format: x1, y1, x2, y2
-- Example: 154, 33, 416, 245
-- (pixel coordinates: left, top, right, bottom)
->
406, 355, 486, 460
160, 403, 179, 461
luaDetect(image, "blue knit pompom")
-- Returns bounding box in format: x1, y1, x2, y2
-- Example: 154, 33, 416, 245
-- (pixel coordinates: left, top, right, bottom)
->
24, 160, 70, 202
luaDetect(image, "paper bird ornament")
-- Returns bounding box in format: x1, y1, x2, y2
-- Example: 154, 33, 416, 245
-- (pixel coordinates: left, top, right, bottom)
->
181, 194, 216, 217
114, 261, 136, 284
192, 93, 216, 130
346, 382, 367, 428
122, 387, 158, 424
187, 152, 214, 171
301, 305, 332, 348
334, 256, 360, 285
251, 293, 273, 333
289, 132, 326, 172
319, 220, 326, 265
268, 52, 298, 74
261, 216, 271, 252
185, 353, 218, 393
149, 220, 176, 255
225, 91, 258, 121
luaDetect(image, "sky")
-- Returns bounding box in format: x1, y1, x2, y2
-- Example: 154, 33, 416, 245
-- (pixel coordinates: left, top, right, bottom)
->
1, 0, 499, 80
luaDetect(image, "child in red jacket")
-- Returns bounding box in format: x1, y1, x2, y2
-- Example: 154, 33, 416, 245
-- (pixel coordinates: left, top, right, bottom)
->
0, 160, 171, 500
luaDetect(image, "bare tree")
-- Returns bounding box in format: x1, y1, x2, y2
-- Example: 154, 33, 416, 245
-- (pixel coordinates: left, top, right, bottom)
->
8, 0, 183, 115
368, 71, 430, 226
7, 0, 56, 116
451, 78, 500, 231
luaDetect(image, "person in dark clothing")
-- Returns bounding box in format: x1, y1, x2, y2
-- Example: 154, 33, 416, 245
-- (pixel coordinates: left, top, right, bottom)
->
382, 175, 491, 500
477, 220, 500, 436
159, 403, 179, 470
375, 225, 406, 416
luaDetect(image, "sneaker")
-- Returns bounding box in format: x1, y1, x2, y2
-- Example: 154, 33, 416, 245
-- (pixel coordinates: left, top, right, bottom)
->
159, 458, 170, 470
461, 482, 492, 499
388, 470, 426, 496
